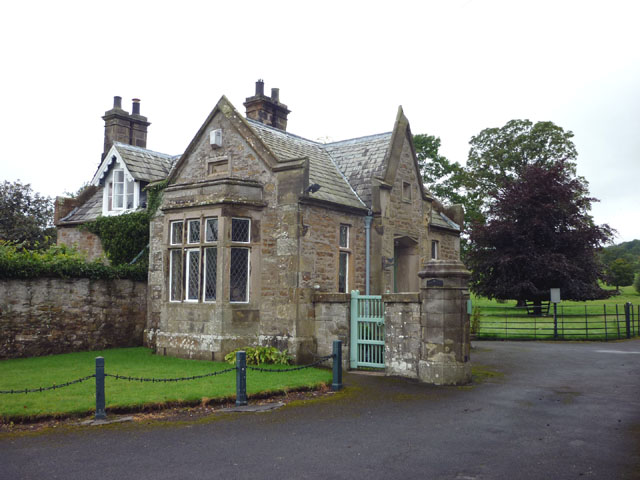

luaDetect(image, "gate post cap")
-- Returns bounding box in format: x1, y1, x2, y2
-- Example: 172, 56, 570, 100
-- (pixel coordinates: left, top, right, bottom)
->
418, 260, 470, 279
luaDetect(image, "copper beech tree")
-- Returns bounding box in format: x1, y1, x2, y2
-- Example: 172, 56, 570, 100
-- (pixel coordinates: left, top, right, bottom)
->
467, 160, 613, 306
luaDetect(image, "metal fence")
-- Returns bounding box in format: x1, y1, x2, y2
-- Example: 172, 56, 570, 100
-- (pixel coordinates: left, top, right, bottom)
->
473, 303, 639, 341
1, 341, 343, 421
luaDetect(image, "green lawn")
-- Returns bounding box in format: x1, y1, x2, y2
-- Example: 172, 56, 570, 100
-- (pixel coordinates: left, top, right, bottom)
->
472, 285, 640, 340
0, 348, 331, 422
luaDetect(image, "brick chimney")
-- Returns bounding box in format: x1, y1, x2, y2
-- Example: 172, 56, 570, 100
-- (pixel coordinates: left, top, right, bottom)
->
102, 97, 151, 160
243, 80, 290, 131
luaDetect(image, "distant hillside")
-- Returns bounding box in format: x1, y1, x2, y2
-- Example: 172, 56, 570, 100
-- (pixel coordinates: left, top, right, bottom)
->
601, 239, 640, 268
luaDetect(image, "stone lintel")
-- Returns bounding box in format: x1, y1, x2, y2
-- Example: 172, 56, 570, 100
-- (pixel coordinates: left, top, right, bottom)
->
382, 292, 420, 303
313, 292, 351, 303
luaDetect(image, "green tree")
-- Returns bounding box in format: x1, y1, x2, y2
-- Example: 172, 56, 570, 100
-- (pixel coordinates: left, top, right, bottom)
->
0, 180, 54, 249
466, 119, 579, 224
467, 160, 613, 306
413, 134, 467, 206
604, 257, 636, 291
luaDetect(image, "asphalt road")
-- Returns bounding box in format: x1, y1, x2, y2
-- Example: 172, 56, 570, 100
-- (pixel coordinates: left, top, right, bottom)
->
2, 340, 639, 480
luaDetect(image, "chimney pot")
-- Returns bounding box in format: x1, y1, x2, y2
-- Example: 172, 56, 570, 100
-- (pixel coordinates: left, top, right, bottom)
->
132, 98, 141, 115
255, 79, 264, 96
113, 96, 122, 109
271, 88, 279, 103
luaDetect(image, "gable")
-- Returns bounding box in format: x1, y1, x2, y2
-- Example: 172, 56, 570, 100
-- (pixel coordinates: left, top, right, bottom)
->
168, 96, 365, 212
379, 107, 429, 202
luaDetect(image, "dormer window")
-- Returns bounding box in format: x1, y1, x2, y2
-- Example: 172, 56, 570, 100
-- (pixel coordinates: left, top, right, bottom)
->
111, 170, 135, 210
104, 168, 139, 214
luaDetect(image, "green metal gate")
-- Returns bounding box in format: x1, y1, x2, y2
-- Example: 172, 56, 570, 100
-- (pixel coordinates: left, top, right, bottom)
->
350, 290, 385, 369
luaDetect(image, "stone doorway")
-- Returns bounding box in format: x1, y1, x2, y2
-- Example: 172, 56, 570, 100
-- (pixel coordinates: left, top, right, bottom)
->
393, 236, 419, 292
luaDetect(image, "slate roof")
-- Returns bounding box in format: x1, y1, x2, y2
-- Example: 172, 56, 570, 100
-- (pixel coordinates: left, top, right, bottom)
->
247, 119, 366, 210
324, 133, 392, 207
108, 142, 178, 183
57, 187, 104, 225
431, 211, 461, 232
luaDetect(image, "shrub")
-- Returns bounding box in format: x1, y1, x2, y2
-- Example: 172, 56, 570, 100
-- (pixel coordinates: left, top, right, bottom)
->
224, 346, 292, 366
0, 241, 146, 281
635, 274, 640, 295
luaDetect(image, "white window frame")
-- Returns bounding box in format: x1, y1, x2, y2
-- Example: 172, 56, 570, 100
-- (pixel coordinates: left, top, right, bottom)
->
187, 219, 201, 244
170, 221, 184, 245
231, 217, 251, 244
229, 246, 250, 303
169, 249, 183, 302
205, 217, 219, 243
109, 169, 137, 212
338, 224, 350, 293
431, 240, 439, 260
185, 248, 200, 302
203, 247, 217, 303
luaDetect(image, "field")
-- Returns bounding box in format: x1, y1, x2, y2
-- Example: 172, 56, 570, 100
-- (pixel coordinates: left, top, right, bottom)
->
0, 347, 331, 422
472, 285, 640, 340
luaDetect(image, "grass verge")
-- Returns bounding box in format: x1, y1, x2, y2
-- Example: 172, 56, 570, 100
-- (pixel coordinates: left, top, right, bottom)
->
0, 347, 331, 422
472, 285, 640, 340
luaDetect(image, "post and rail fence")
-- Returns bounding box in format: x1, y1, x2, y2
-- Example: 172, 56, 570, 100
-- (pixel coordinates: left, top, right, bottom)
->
1, 340, 344, 420
472, 302, 639, 341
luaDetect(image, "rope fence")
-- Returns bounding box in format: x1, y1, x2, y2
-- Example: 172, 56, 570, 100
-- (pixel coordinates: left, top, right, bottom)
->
0, 340, 344, 421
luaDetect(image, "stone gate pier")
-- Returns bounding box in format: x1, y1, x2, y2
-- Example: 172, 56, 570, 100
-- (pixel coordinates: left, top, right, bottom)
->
382, 259, 471, 385
417, 259, 471, 385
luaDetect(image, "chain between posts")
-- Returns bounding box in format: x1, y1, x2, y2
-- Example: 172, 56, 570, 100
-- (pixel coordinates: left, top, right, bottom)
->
104, 367, 237, 383
246, 355, 334, 373
0, 375, 96, 394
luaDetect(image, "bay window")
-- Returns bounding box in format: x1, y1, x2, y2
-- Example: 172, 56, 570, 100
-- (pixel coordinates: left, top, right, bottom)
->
168, 216, 251, 303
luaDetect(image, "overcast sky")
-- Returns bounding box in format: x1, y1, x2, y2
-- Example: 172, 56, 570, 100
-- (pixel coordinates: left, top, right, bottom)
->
1, 0, 638, 242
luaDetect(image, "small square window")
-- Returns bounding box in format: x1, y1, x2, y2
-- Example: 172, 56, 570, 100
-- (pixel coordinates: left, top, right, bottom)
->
170, 221, 183, 245
187, 219, 200, 244
205, 218, 218, 242
231, 218, 250, 243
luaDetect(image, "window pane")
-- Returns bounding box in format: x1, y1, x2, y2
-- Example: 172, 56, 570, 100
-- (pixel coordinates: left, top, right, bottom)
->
231, 218, 250, 243
126, 178, 134, 209
431, 241, 438, 260
338, 251, 348, 293
114, 170, 124, 183
170, 249, 183, 301
188, 219, 200, 243
170, 221, 183, 245
230, 248, 249, 302
339, 225, 349, 248
205, 218, 218, 242
186, 250, 200, 300
204, 247, 217, 301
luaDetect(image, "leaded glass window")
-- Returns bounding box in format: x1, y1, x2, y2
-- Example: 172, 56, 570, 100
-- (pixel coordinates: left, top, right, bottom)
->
170, 221, 183, 245
338, 251, 348, 293
205, 218, 218, 242
338, 224, 350, 293
187, 219, 200, 244
231, 218, 250, 243
203, 247, 217, 302
185, 249, 200, 301
339, 225, 349, 248
169, 249, 183, 302
230, 247, 249, 302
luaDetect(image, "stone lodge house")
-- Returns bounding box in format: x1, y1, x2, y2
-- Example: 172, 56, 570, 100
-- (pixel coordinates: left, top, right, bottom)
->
56, 81, 464, 363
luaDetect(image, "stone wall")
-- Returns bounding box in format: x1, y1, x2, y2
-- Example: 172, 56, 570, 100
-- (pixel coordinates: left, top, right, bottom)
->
0, 278, 147, 359
313, 293, 350, 369
57, 226, 105, 262
383, 293, 421, 378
